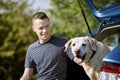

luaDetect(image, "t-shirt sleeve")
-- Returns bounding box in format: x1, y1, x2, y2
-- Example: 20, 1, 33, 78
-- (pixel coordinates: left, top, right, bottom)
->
24, 48, 35, 68
65, 47, 74, 60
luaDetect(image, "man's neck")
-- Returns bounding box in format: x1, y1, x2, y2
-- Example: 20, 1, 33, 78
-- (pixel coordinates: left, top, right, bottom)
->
39, 36, 52, 44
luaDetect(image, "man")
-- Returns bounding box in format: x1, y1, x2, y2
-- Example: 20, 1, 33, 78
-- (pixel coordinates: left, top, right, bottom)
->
20, 12, 90, 80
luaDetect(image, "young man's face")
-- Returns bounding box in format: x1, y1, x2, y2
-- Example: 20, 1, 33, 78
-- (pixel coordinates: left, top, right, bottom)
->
32, 18, 51, 43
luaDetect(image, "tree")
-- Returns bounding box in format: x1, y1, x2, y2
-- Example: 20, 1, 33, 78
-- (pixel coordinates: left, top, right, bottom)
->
0, 0, 36, 80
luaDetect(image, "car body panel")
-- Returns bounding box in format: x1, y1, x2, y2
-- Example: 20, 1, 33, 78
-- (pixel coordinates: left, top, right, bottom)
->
103, 44, 120, 64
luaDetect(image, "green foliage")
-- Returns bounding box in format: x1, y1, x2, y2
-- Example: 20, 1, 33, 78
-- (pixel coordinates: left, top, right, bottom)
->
0, 0, 37, 80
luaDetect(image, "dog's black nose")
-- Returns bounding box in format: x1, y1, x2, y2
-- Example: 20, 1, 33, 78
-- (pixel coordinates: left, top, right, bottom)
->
76, 54, 81, 58
74, 49, 81, 58
74, 49, 80, 54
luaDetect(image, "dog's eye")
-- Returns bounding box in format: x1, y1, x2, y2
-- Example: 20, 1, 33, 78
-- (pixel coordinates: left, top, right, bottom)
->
82, 43, 86, 46
72, 43, 76, 46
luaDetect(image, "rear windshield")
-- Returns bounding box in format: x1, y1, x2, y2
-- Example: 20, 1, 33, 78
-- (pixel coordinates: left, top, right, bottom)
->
92, 0, 120, 10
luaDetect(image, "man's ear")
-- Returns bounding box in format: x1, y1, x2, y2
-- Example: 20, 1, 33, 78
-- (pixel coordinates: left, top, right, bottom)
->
32, 26, 35, 32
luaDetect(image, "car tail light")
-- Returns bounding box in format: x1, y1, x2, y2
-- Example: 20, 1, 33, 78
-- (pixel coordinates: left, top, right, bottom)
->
101, 62, 120, 73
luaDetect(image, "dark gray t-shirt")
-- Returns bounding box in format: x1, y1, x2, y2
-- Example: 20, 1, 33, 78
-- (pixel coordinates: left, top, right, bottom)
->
24, 36, 68, 80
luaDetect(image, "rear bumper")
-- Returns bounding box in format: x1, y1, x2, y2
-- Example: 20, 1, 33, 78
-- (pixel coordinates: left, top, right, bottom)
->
98, 72, 120, 80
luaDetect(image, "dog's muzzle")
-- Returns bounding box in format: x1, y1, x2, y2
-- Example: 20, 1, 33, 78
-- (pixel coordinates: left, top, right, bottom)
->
74, 49, 86, 63
74, 49, 80, 57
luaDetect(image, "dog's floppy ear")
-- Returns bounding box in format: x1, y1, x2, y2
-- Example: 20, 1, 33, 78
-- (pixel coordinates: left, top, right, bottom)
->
86, 36, 97, 51
64, 39, 73, 52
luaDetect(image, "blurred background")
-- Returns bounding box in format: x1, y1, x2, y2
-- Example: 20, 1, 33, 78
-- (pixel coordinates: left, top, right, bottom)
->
0, 0, 119, 80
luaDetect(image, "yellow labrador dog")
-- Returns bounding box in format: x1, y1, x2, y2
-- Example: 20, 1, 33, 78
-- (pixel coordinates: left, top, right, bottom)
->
65, 36, 113, 80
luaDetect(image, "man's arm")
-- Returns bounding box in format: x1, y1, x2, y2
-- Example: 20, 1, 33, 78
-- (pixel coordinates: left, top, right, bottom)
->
20, 68, 34, 80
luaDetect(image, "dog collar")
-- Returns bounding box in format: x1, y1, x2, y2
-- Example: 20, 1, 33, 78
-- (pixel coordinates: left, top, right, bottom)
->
89, 50, 96, 60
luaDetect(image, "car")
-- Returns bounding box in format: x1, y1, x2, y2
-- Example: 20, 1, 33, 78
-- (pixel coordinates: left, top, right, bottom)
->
81, 0, 120, 79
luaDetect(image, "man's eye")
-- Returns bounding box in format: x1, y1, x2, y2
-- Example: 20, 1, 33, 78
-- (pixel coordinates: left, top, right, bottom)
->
46, 25, 48, 27
72, 43, 75, 46
39, 27, 43, 30
82, 43, 86, 46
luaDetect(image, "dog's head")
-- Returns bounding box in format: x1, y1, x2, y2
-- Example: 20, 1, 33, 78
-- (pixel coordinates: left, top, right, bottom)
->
65, 36, 97, 63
